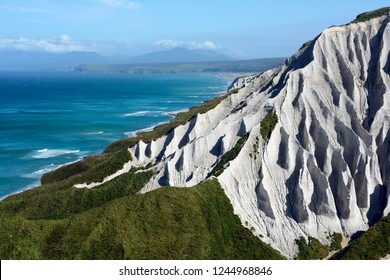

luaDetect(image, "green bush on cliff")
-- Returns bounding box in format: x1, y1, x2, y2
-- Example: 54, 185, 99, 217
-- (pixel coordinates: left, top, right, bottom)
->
41, 148, 132, 185
260, 112, 278, 141
295, 236, 329, 260
352, 7, 390, 23
329, 232, 343, 251
209, 133, 249, 177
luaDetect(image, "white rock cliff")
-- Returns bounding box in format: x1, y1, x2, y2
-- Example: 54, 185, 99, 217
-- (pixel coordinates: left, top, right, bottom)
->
75, 14, 390, 258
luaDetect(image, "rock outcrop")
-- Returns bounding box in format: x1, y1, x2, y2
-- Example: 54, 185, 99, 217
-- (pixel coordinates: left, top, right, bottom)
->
75, 13, 390, 257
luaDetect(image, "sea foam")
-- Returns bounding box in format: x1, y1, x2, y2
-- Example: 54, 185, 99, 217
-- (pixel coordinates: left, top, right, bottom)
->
32, 149, 81, 159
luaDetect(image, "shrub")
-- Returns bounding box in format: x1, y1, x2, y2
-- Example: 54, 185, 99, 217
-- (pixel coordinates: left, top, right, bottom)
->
209, 134, 249, 177
295, 236, 329, 260
329, 232, 343, 251
260, 112, 278, 141
352, 7, 390, 23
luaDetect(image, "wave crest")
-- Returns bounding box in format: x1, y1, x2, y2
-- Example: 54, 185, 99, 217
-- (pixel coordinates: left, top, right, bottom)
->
31, 149, 81, 159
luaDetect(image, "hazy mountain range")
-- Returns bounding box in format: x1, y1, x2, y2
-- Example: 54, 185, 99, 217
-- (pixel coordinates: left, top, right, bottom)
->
0, 47, 234, 70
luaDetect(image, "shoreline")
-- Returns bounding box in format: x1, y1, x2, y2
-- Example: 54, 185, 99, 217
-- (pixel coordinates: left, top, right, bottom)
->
0, 71, 245, 201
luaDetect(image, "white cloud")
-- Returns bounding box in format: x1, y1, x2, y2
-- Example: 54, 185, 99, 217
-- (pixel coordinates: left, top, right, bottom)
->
154, 39, 183, 48
188, 41, 220, 50
155, 39, 221, 50
95, 0, 141, 10
0, 35, 94, 53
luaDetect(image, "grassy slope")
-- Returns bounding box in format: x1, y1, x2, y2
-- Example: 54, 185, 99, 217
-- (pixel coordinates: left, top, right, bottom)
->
0, 178, 285, 260
352, 7, 390, 23
331, 215, 390, 260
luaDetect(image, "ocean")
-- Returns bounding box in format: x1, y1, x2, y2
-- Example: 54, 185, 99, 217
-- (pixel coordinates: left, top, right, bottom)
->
0, 71, 231, 199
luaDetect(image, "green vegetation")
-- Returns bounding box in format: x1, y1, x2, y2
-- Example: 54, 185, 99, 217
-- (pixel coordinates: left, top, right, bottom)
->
209, 134, 249, 177
251, 136, 260, 159
296, 217, 390, 260
0, 148, 135, 217
298, 40, 313, 51
41, 148, 132, 185
329, 232, 343, 251
0, 179, 285, 260
260, 112, 278, 141
295, 236, 329, 260
332, 215, 390, 260
352, 7, 390, 23
1, 168, 153, 220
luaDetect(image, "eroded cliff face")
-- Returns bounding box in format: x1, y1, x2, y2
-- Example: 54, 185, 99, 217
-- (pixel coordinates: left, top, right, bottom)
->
75, 15, 390, 257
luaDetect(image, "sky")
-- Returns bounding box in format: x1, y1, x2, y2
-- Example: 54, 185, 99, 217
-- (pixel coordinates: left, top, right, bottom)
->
0, 0, 389, 59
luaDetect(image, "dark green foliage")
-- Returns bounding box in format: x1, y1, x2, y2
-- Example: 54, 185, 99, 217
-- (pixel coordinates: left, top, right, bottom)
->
0, 149, 134, 217
0, 217, 45, 259
295, 237, 311, 259
41, 153, 113, 184
76, 170, 153, 213
41, 149, 132, 185
0, 179, 285, 260
42, 222, 68, 259
260, 112, 278, 141
352, 7, 390, 23
329, 232, 343, 251
209, 134, 249, 177
332, 216, 390, 260
298, 40, 313, 51
295, 236, 329, 260
0, 170, 153, 220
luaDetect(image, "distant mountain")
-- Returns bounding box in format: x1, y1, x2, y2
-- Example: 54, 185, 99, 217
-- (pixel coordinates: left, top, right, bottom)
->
0, 47, 232, 70
126, 47, 233, 63
76, 58, 284, 74
0, 51, 117, 70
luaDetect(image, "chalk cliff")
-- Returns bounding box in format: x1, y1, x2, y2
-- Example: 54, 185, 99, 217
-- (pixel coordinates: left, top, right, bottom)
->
74, 12, 390, 257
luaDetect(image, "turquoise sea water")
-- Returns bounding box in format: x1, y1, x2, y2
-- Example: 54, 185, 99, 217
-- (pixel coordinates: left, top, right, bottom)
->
0, 71, 230, 199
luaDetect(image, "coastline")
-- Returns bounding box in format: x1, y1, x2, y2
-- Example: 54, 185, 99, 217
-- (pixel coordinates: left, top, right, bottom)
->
0, 71, 246, 201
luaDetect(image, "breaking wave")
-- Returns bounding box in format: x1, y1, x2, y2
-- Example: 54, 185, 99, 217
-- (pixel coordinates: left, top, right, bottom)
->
31, 149, 81, 159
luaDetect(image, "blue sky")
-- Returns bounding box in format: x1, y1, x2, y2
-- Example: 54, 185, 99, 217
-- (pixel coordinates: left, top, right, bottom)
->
0, 0, 389, 58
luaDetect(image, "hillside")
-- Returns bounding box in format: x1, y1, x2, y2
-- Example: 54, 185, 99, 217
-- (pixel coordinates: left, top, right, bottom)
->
1, 8, 390, 259
0, 51, 113, 70
0, 174, 284, 259
331, 215, 390, 260
75, 58, 284, 74
125, 47, 232, 63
